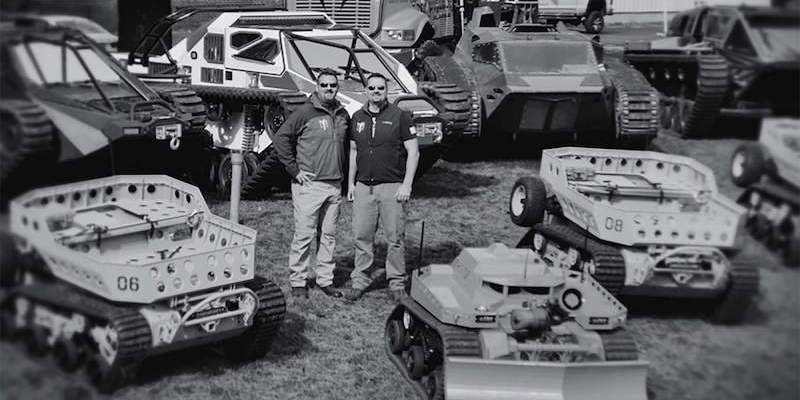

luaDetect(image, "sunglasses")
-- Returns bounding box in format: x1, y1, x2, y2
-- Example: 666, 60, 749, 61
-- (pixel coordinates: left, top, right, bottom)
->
319, 82, 338, 88
368, 86, 385, 91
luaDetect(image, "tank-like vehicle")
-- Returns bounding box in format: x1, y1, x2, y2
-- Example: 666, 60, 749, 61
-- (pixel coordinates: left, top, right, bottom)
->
730, 118, 800, 266
0, 176, 286, 392
413, 6, 659, 153
385, 243, 648, 400
623, 5, 800, 138
125, 7, 473, 197
0, 17, 208, 205
509, 147, 759, 323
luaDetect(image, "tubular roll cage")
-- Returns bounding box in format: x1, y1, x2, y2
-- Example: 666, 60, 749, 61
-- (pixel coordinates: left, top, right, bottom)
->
127, 6, 411, 93
14, 29, 169, 115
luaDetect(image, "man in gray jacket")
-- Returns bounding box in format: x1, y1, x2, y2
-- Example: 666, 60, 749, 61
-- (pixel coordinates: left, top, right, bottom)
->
274, 69, 350, 299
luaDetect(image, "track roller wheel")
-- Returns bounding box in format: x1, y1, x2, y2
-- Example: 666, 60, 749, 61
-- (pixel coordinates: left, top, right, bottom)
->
422, 367, 445, 400
509, 177, 547, 227
386, 319, 406, 354
405, 345, 427, 380
53, 338, 84, 371
86, 354, 126, 394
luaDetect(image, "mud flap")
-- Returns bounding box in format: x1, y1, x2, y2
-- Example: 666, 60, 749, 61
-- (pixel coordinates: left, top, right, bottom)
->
445, 356, 648, 400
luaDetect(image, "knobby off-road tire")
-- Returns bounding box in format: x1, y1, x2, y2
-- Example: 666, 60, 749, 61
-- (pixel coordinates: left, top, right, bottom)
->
509, 176, 547, 227
730, 143, 765, 187
684, 54, 729, 138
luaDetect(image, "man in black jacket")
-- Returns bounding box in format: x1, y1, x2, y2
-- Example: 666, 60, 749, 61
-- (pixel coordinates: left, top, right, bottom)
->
274, 69, 350, 299
345, 73, 419, 302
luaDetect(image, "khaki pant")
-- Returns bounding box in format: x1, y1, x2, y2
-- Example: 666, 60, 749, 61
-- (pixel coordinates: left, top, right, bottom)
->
289, 180, 341, 288
351, 182, 406, 291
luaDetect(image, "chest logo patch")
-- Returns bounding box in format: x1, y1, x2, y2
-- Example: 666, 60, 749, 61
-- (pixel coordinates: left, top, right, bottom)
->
381, 121, 393, 125
356, 121, 365, 133
318, 119, 329, 131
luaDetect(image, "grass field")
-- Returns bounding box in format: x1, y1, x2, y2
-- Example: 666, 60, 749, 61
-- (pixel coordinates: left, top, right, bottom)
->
1, 131, 798, 400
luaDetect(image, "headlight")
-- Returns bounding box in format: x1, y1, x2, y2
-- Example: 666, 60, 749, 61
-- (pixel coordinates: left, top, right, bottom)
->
415, 122, 442, 142
247, 72, 259, 89
383, 29, 415, 41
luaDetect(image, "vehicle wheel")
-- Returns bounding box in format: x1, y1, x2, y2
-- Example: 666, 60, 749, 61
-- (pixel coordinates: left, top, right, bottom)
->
509, 177, 547, 227
730, 143, 765, 187
748, 214, 772, 241
53, 338, 84, 371
423, 367, 445, 400
386, 319, 406, 354
215, 152, 255, 199
405, 345, 427, 380
583, 11, 604, 34
86, 354, 126, 393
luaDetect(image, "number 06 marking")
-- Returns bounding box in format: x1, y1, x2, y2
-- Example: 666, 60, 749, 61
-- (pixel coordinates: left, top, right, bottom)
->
117, 276, 140, 291
605, 217, 623, 232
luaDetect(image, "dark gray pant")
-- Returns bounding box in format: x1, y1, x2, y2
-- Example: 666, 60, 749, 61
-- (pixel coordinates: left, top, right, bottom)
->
351, 182, 406, 291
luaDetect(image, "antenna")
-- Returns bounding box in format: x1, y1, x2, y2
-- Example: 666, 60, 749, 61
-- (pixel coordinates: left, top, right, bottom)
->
417, 220, 425, 277
524, 247, 529, 280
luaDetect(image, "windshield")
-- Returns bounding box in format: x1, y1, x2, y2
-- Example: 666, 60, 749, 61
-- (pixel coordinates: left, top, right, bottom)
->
501, 41, 596, 74
13, 41, 136, 97
285, 34, 405, 93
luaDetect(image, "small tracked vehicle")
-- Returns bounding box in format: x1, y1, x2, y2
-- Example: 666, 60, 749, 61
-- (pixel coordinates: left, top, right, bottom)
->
385, 243, 648, 400
0, 176, 286, 392
510, 147, 759, 323
730, 118, 800, 266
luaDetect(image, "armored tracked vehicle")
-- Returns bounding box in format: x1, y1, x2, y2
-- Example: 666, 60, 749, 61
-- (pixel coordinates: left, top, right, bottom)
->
623, 5, 800, 138
0, 19, 208, 205
510, 147, 759, 323
414, 8, 659, 154
0, 176, 286, 392
731, 118, 800, 266
126, 8, 471, 196
385, 243, 648, 400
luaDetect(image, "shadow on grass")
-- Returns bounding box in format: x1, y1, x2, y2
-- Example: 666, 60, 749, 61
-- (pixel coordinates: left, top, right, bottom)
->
622, 295, 768, 326
414, 166, 497, 199
332, 241, 463, 293
134, 311, 313, 386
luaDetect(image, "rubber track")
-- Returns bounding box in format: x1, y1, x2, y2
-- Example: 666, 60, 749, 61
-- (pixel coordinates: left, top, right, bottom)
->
12, 282, 152, 363
605, 57, 660, 139
419, 50, 482, 137
712, 256, 759, 324
532, 223, 627, 295
385, 298, 481, 399
187, 85, 307, 197
153, 85, 207, 134
242, 276, 287, 355
0, 100, 55, 183
685, 54, 729, 138
598, 328, 638, 361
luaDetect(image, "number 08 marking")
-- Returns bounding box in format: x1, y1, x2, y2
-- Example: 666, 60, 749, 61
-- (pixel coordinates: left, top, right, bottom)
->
605, 217, 624, 232
117, 276, 140, 291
